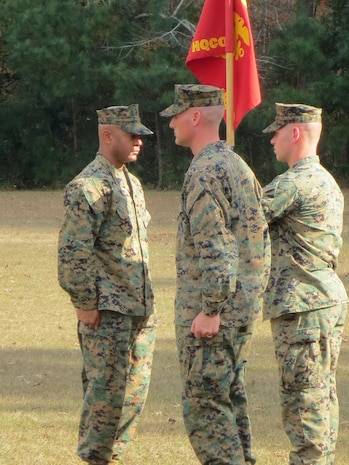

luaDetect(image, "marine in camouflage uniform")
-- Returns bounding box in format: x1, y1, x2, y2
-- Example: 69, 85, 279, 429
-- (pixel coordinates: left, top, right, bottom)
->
261, 103, 348, 465
160, 85, 271, 465
58, 104, 157, 465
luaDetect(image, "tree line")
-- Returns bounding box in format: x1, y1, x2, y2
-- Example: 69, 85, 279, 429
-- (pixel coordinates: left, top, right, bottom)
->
0, 0, 348, 189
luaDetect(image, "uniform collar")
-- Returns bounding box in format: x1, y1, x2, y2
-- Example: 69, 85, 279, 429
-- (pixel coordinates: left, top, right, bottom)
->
292, 155, 319, 168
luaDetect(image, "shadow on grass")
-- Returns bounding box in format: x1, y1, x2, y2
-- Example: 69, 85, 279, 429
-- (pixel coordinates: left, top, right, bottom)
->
1, 334, 348, 442
0, 339, 182, 415
0, 348, 82, 412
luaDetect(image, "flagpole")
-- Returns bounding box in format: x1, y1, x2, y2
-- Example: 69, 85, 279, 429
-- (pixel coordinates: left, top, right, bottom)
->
225, 0, 234, 147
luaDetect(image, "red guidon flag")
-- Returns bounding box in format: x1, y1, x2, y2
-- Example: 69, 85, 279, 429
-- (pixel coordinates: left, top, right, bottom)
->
186, 0, 261, 129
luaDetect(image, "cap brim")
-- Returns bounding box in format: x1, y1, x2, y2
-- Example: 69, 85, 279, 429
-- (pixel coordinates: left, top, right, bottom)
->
135, 125, 153, 135
122, 123, 153, 135
159, 105, 176, 117
262, 121, 285, 133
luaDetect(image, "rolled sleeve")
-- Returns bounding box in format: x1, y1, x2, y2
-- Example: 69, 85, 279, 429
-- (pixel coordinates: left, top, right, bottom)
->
262, 177, 299, 223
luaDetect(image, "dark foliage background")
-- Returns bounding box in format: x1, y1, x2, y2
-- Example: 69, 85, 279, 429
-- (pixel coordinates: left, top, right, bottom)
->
0, 0, 348, 189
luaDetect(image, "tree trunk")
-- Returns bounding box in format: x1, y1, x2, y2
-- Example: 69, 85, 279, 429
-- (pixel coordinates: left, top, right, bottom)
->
155, 113, 164, 190
297, 0, 319, 16
71, 98, 78, 154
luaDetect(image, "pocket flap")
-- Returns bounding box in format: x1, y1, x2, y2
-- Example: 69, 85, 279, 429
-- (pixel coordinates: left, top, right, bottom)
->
289, 327, 320, 344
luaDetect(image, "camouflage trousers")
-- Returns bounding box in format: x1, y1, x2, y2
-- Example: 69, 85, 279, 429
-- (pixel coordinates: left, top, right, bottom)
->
271, 303, 347, 465
77, 310, 157, 465
176, 324, 256, 465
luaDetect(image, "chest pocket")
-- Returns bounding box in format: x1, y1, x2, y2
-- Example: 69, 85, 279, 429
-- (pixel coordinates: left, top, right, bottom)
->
112, 193, 134, 236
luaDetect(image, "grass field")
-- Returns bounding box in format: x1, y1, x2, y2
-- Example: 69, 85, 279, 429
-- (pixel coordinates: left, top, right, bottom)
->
0, 189, 348, 465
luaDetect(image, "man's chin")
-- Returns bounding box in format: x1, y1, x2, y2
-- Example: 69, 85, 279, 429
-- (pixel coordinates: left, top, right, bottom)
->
128, 154, 139, 162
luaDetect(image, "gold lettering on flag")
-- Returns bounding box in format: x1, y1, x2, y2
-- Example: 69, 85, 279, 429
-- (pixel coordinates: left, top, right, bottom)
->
190, 13, 250, 62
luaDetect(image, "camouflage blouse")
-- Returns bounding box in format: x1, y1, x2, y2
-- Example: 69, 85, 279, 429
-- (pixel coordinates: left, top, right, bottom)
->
262, 155, 348, 320
58, 154, 155, 316
175, 141, 271, 328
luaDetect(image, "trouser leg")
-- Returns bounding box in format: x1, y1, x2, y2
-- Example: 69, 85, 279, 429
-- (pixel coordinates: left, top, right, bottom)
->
176, 324, 254, 465
231, 326, 256, 465
111, 312, 157, 460
271, 304, 347, 465
327, 304, 347, 464
77, 311, 156, 465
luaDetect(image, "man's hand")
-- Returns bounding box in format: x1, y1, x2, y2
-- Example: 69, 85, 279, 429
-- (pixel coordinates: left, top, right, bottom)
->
76, 309, 101, 329
191, 312, 220, 339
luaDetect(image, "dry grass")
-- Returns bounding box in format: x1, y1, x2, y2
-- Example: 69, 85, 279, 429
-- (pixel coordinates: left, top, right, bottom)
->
0, 189, 348, 465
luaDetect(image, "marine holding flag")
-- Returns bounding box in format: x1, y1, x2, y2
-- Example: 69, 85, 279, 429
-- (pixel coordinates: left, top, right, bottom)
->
186, 0, 261, 130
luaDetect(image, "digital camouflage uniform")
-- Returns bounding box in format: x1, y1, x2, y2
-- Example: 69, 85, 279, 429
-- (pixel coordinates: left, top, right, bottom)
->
161, 84, 270, 465
262, 103, 348, 465
58, 105, 157, 465
175, 141, 270, 465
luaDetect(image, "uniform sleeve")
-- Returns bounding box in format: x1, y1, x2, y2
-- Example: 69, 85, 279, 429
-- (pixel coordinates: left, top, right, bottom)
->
262, 176, 299, 224
58, 178, 111, 310
186, 174, 238, 316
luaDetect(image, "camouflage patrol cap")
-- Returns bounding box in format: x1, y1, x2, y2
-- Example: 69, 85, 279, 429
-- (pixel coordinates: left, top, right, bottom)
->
96, 104, 153, 135
160, 84, 224, 117
263, 103, 322, 133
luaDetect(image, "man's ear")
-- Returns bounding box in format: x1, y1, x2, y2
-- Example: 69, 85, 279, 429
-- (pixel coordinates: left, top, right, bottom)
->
101, 128, 112, 145
191, 110, 201, 126
292, 126, 300, 143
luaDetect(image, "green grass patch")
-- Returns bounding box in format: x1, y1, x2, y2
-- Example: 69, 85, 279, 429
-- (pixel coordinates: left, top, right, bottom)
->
0, 189, 348, 465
